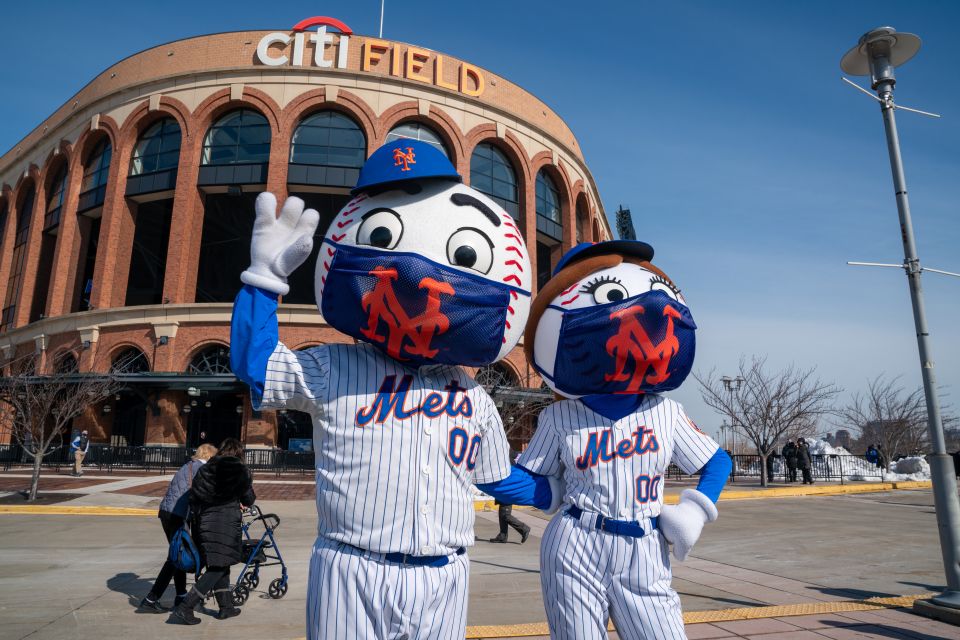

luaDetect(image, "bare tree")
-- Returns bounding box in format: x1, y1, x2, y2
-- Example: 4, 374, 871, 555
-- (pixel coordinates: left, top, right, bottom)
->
474, 365, 553, 447
838, 375, 943, 469
0, 348, 124, 501
696, 357, 840, 486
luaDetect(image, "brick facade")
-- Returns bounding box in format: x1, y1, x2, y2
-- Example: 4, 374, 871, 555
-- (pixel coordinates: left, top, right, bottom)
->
0, 27, 611, 448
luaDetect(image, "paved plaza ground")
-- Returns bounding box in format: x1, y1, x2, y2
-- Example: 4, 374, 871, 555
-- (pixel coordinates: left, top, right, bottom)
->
0, 472, 956, 639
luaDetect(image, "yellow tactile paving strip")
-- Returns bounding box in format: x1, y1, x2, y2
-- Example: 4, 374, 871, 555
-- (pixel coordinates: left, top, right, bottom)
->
0, 505, 155, 516
463, 594, 933, 638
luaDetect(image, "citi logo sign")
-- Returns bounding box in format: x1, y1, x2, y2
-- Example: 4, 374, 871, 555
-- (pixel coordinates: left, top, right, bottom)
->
254, 16, 485, 97
256, 16, 353, 69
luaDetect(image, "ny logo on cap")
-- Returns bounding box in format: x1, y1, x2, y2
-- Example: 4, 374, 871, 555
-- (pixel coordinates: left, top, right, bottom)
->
392, 147, 416, 172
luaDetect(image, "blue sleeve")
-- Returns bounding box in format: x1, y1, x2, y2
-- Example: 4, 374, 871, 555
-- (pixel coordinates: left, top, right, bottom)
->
230, 284, 280, 403
476, 465, 553, 510
696, 449, 732, 503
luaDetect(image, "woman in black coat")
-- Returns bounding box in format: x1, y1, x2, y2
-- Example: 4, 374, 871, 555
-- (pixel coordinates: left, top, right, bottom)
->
170, 438, 256, 625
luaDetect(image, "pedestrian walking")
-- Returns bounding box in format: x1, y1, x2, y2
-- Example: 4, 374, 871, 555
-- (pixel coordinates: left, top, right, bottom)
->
783, 440, 798, 483
865, 444, 880, 466
765, 448, 777, 483
797, 438, 814, 484
138, 444, 218, 613
169, 438, 256, 625
489, 449, 531, 543
70, 430, 90, 477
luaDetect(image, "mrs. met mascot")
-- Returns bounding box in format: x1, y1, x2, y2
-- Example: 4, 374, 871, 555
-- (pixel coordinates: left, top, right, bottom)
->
518, 240, 732, 639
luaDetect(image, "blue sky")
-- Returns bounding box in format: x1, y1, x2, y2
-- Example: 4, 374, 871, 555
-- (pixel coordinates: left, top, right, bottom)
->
1, 1, 957, 444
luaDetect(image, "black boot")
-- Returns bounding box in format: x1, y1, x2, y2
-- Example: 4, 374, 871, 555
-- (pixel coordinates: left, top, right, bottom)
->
519, 526, 531, 544
489, 533, 508, 543
215, 587, 241, 620
169, 589, 202, 625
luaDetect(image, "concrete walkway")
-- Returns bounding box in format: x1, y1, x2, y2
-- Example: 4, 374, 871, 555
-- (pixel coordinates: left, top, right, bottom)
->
0, 475, 953, 640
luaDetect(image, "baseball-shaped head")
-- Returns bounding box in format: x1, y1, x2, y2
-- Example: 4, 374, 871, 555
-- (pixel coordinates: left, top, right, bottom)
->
526, 241, 696, 398
316, 140, 531, 366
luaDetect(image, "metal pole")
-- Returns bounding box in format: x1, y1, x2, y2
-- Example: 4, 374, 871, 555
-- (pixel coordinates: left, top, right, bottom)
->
873, 50, 960, 608
379, 0, 385, 38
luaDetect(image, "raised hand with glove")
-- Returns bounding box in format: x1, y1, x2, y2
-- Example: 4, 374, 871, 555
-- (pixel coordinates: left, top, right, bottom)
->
240, 192, 320, 296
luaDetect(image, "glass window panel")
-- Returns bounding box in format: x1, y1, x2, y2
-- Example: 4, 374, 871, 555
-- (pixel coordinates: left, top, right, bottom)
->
290, 111, 365, 169
470, 144, 518, 205
208, 126, 238, 147
241, 125, 272, 145
157, 150, 180, 171
159, 130, 182, 153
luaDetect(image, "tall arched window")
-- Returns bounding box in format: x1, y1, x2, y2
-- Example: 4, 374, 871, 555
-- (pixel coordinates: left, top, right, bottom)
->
470, 144, 519, 219
131, 119, 182, 176
2, 185, 35, 331
201, 109, 271, 167
535, 170, 563, 241
386, 122, 448, 158
576, 196, 589, 243
291, 111, 365, 169
78, 138, 112, 212
45, 164, 68, 230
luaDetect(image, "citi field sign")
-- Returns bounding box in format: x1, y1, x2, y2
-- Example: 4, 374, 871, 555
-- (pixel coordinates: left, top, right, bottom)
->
255, 16, 485, 97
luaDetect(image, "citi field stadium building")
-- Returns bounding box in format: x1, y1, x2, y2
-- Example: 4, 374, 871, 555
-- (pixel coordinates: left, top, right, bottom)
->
0, 18, 611, 452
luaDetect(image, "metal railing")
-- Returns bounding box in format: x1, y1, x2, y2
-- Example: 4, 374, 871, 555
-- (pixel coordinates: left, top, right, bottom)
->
0, 444, 315, 475
1, 445, 886, 483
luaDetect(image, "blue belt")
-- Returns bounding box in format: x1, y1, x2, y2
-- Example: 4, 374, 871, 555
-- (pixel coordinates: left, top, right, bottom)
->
344, 543, 466, 567
565, 505, 657, 538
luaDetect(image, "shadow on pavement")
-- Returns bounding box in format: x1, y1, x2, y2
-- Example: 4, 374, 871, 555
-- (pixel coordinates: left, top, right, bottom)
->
106, 571, 155, 609
822, 619, 953, 640
805, 586, 899, 600
676, 592, 758, 608
899, 580, 946, 592
469, 559, 541, 574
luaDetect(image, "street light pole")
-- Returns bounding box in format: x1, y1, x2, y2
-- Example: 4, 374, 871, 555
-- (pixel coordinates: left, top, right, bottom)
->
842, 27, 960, 609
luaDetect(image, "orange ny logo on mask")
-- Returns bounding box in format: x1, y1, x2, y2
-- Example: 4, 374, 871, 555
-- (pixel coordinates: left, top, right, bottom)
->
360, 266, 454, 360
603, 305, 682, 394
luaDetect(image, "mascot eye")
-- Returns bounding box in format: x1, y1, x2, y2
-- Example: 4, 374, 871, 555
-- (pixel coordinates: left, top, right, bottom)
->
356, 209, 403, 249
649, 274, 681, 300
581, 276, 629, 304
446, 227, 493, 273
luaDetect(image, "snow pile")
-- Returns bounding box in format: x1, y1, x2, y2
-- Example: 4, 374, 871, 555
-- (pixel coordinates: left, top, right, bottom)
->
807, 439, 884, 481
807, 439, 846, 456
883, 456, 931, 482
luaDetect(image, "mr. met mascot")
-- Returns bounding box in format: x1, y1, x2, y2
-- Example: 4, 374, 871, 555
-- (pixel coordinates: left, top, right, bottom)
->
518, 240, 732, 639
227, 140, 557, 639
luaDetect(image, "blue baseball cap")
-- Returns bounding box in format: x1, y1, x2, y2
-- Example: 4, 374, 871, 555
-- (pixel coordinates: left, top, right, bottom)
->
553, 240, 655, 276
352, 139, 461, 194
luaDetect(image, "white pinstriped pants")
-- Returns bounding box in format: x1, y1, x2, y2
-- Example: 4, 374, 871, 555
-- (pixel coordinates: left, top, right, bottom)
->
540, 513, 687, 640
306, 536, 469, 640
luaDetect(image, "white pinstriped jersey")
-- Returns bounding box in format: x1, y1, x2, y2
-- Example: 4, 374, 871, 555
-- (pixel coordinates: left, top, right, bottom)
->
518, 395, 718, 521
260, 341, 511, 555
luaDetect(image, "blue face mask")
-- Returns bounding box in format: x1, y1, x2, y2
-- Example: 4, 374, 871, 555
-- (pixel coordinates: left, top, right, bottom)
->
320, 240, 528, 367
537, 290, 697, 397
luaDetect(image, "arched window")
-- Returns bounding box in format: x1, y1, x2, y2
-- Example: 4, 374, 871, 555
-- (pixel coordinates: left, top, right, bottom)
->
201, 109, 271, 166
576, 196, 589, 243
45, 164, 68, 230
386, 122, 448, 158
291, 111, 365, 168
130, 118, 182, 176
2, 185, 35, 331
78, 138, 112, 212
187, 345, 232, 374
111, 348, 150, 374
470, 144, 519, 219
53, 352, 79, 374
535, 170, 563, 242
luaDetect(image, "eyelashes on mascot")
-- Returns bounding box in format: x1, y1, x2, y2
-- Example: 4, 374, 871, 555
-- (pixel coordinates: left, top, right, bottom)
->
525, 240, 697, 399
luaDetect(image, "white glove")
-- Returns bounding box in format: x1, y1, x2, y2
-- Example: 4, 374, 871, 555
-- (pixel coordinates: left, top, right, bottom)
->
658, 489, 718, 561
240, 193, 320, 296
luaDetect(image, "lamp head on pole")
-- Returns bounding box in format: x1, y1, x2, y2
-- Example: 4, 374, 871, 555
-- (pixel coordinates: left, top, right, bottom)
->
841, 27, 921, 89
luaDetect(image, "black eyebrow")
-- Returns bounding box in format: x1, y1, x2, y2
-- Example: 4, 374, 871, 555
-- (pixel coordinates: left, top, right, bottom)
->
450, 193, 501, 227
